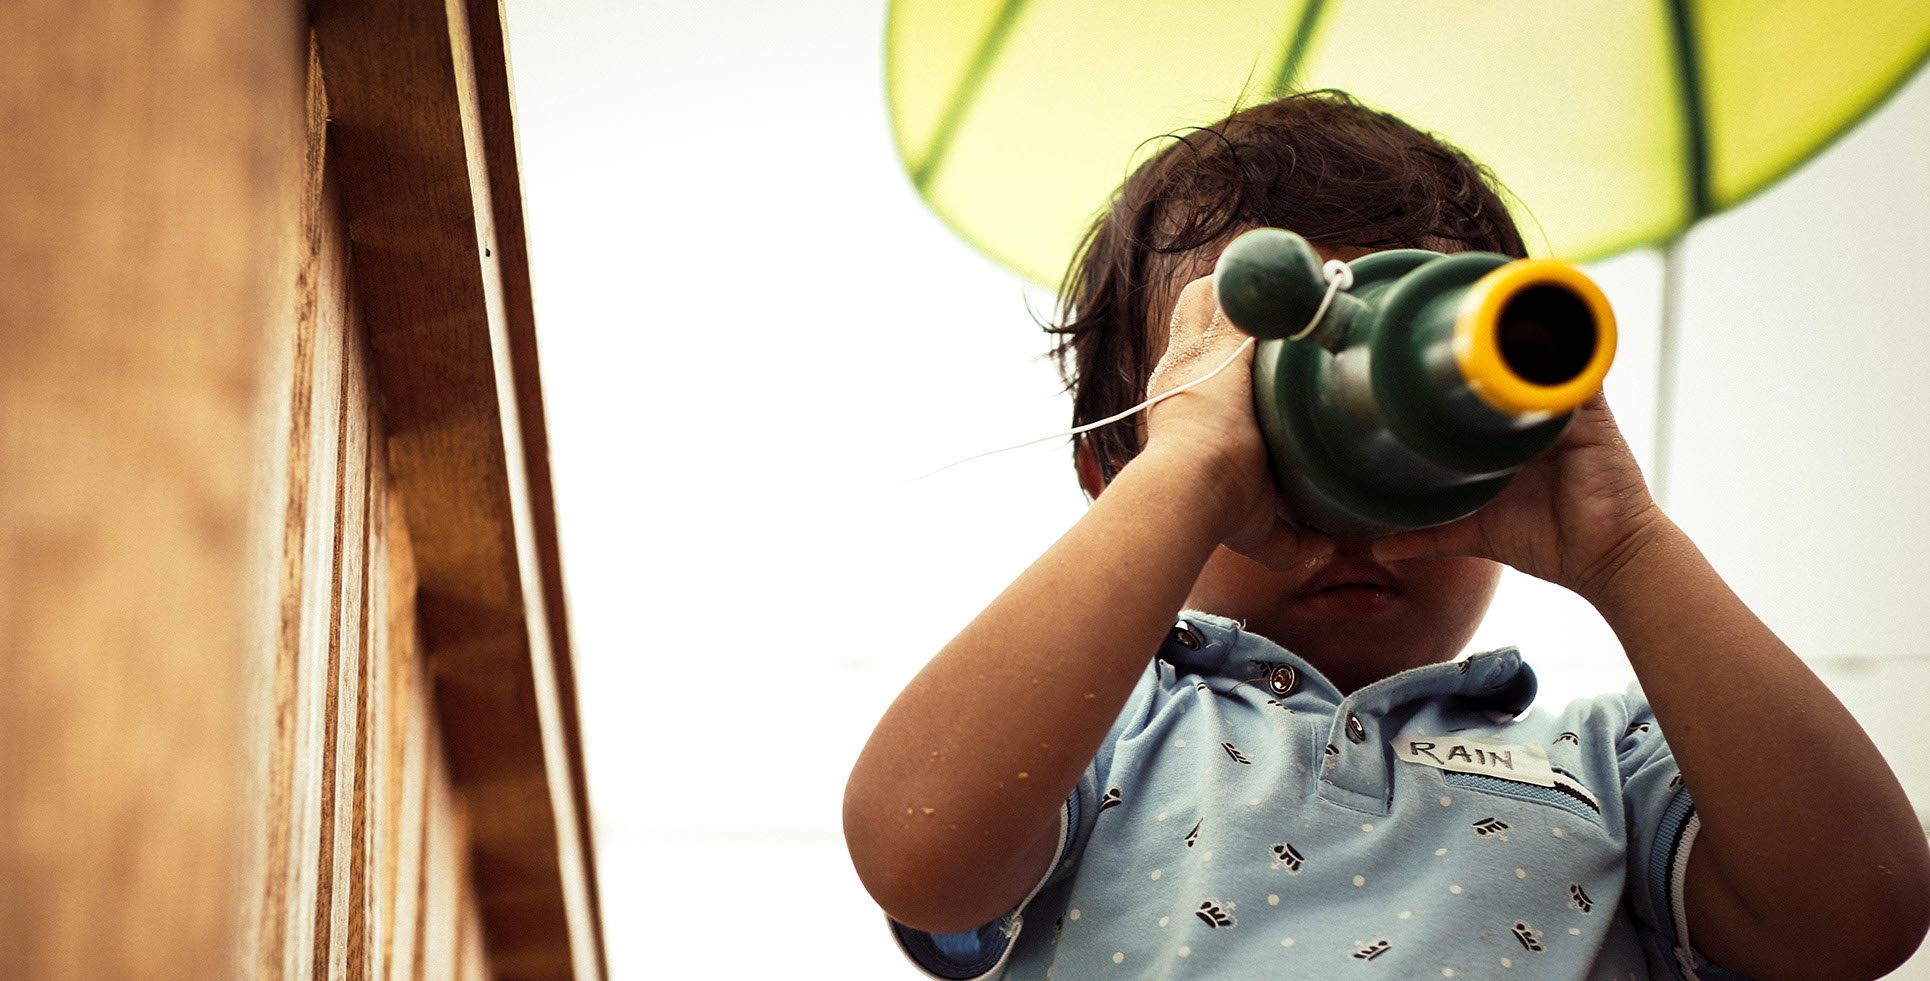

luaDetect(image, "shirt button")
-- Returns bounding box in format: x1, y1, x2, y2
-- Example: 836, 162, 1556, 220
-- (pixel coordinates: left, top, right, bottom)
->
1171, 620, 1202, 651
1267, 664, 1297, 697
1345, 713, 1366, 743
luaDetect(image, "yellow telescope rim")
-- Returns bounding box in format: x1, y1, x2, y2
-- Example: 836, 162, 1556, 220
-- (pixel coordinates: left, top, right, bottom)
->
1454, 260, 1617, 416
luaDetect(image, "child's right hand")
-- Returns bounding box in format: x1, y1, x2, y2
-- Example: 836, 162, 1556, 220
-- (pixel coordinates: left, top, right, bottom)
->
851, 283, 1330, 936
1143, 274, 1334, 568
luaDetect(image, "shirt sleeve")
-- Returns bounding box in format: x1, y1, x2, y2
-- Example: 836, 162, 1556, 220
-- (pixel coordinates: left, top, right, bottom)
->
1613, 684, 1754, 981
888, 660, 1164, 979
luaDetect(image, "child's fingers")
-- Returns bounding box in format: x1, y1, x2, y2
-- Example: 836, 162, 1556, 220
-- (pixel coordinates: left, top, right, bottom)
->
1148, 276, 1247, 397
1229, 517, 1336, 572
1370, 516, 1487, 563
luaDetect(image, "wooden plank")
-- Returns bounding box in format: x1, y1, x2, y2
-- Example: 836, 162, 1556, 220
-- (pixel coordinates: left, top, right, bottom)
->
366, 428, 396, 980
387, 679, 430, 981
317, 301, 373, 978
0, 0, 300, 975
256, 35, 333, 979
436, 7, 601, 962
343, 345, 379, 981
418, 736, 464, 980
387, 491, 429, 981
460, 4, 609, 969
5, 4, 510, 973
285, 122, 356, 981
311, 0, 602, 974
458, 871, 491, 980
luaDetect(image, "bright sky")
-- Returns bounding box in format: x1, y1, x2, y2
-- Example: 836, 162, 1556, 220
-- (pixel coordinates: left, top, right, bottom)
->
501, 2, 1930, 975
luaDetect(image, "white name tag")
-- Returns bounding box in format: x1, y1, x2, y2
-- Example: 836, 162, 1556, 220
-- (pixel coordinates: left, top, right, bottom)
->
1395, 735, 1555, 787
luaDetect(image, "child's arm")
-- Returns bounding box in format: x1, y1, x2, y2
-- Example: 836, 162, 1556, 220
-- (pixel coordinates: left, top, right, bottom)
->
843, 279, 1328, 934
1373, 397, 1930, 979
1583, 514, 1929, 978
844, 444, 1240, 934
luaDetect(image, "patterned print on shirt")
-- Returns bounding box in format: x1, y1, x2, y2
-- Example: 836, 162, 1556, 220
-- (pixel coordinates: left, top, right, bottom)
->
1568, 884, 1594, 912
1195, 899, 1236, 928
1555, 731, 1580, 745
1512, 921, 1545, 952
1269, 842, 1304, 873
1221, 741, 1253, 764
1099, 788, 1122, 812
1472, 817, 1511, 840
1185, 819, 1201, 848
1352, 939, 1391, 960
1626, 722, 1652, 736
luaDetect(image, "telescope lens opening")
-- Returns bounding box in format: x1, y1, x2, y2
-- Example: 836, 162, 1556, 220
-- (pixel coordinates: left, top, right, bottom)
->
1496, 285, 1595, 386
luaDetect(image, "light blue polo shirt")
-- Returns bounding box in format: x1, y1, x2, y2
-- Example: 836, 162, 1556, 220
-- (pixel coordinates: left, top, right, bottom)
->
888, 612, 1750, 979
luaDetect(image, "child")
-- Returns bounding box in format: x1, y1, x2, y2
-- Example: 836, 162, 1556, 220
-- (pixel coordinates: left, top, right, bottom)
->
844, 91, 1929, 978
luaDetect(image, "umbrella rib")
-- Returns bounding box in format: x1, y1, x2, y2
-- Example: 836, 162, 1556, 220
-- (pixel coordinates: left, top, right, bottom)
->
1269, 0, 1332, 97
1653, 0, 1713, 510
910, 0, 1034, 192
1662, 0, 1714, 220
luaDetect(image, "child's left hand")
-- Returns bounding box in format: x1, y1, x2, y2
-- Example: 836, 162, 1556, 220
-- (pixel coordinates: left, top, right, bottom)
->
1369, 392, 1667, 599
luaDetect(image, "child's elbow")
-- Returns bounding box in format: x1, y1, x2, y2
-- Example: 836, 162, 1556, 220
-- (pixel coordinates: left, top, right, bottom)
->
1825, 837, 1930, 979
841, 806, 983, 934
842, 778, 1059, 934
842, 780, 961, 932
1865, 848, 1930, 978
1827, 915, 1929, 981
846, 841, 977, 934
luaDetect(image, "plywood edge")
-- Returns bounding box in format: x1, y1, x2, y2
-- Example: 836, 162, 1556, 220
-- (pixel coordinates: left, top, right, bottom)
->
460, 4, 610, 971
309, 0, 603, 974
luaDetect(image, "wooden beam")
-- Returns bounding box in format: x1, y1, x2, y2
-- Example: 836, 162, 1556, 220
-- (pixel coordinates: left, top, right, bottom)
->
462, 5, 611, 971
0, 0, 301, 975
309, 0, 603, 975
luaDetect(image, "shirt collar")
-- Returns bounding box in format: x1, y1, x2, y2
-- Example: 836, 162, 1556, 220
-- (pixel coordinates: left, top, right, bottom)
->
1158, 609, 1538, 718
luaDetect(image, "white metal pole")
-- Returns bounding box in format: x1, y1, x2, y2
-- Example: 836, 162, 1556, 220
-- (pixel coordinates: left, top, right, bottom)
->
1652, 235, 1687, 510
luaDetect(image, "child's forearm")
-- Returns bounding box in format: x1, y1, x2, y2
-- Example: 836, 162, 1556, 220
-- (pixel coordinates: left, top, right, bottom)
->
1580, 516, 1930, 978
844, 444, 1238, 934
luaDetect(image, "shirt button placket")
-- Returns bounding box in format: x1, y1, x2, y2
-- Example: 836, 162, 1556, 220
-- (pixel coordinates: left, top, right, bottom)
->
1268, 664, 1297, 698
1170, 619, 1202, 651
1318, 704, 1392, 815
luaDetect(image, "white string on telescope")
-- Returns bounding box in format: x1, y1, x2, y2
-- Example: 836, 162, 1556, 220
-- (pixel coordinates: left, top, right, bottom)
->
917, 336, 1258, 478
1291, 259, 1355, 341
917, 258, 1355, 479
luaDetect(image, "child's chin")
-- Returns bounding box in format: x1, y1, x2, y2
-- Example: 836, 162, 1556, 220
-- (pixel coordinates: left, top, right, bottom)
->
1291, 585, 1402, 618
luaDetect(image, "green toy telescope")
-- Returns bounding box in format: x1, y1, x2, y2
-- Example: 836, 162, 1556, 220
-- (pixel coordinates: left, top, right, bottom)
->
1213, 228, 1617, 538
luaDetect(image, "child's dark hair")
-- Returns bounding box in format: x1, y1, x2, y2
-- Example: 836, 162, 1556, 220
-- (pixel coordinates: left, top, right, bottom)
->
1049, 90, 1529, 483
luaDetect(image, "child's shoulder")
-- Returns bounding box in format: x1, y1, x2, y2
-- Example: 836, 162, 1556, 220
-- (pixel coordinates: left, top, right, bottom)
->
1511, 680, 1666, 754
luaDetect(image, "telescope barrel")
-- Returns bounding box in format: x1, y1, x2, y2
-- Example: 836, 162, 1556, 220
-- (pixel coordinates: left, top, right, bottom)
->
1215, 228, 1617, 537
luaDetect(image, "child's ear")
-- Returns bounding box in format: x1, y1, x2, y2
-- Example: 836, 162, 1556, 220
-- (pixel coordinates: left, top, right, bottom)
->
1074, 438, 1107, 501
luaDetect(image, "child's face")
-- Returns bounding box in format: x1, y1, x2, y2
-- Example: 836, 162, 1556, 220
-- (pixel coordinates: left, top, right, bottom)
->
1165, 242, 1502, 693
1186, 536, 1501, 695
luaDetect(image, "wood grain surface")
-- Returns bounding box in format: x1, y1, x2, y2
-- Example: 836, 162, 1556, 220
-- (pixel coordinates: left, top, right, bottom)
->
311, 0, 603, 974
3, 0, 599, 975
249, 36, 495, 978
463, 4, 611, 970
0, 0, 300, 975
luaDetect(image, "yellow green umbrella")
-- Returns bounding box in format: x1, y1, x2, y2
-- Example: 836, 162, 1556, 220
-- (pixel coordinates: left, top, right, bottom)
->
889, 0, 1929, 283
886, 0, 1930, 502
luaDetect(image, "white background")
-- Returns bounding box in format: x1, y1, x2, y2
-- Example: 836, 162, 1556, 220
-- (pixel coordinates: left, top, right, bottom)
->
500, 1, 1930, 975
